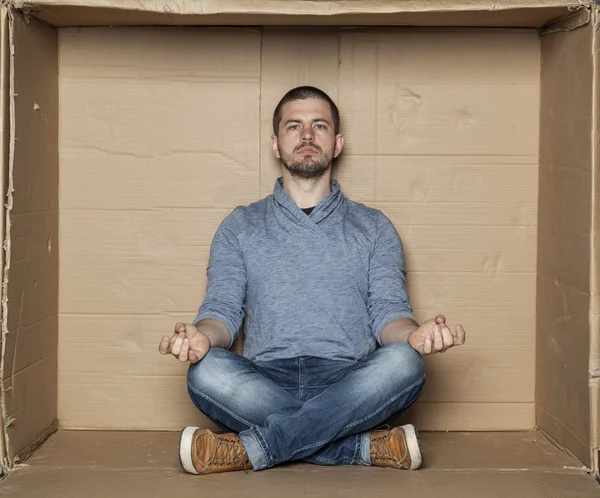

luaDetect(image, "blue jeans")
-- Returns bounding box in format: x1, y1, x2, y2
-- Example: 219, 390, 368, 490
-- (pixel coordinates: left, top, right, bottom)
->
186, 341, 425, 471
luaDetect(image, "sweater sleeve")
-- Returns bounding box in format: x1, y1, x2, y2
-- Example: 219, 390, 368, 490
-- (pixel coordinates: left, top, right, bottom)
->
368, 213, 416, 345
193, 210, 247, 348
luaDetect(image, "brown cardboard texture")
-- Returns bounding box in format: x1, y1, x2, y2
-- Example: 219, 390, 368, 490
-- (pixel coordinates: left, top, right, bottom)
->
58, 26, 539, 433
4, 430, 600, 498
14, 0, 581, 28
536, 8, 595, 466
590, 5, 600, 471
0, 0, 599, 494
0, 6, 8, 467
1, 8, 59, 467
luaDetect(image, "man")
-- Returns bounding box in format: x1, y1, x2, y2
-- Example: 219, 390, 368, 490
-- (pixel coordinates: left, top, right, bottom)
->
159, 86, 466, 475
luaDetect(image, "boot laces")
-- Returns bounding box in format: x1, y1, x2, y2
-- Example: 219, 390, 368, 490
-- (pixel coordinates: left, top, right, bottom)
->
371, 429, 407, 464
208, 435, 250, 470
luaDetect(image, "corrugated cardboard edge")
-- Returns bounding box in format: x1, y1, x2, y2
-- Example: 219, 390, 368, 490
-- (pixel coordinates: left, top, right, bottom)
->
0, 5, 14, 474
11, 0, 594, 16
8, 0, 590, 29
0, 5, 7, 477
542, 3, 592, 33
590, 2, 600, 475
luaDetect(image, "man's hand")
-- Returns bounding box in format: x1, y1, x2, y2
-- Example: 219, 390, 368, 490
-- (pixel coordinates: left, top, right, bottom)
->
408, 315, 466, 356
158, 322, 211, 364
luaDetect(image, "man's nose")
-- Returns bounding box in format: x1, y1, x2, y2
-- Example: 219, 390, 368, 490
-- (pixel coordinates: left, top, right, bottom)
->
301, 126, 315, 142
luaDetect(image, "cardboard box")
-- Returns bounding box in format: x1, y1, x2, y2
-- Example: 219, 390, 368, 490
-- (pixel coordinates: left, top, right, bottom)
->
0, 0, 599, 494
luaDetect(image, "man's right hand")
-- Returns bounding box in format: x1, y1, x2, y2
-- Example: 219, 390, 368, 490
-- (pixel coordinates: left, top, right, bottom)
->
158, 322, 211, 364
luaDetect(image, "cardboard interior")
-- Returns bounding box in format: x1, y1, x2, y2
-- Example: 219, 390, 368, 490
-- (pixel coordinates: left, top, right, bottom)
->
58, 25, 261, 432
1, 9, 58, 465
5, 430, 600, 497
537, 11, 595, 467
58, 25, 540, 433
16, 0, 577, 28
0, 0, 599, 483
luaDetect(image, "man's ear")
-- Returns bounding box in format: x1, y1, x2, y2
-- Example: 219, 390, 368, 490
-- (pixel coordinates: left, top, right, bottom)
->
271, 134, 281, 159
333, 134, 344, 159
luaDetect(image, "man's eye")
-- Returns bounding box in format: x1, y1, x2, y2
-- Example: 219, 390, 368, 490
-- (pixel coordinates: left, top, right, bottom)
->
315, 124, 326, 130
289, 125, 299, 130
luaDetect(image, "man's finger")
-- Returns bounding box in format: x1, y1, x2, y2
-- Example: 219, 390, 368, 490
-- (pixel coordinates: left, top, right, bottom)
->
449, 325, 461, 340
424, 334, 432, 355
433, 326, 444, 352
175, 322, 186, 334
189, 347, 206, 363
158, 336, 170, 354
172, 336, 183, 356
178, 338, 189, 362
435, 314, 446, 325
455, 325, 466, 345
193, 346, 206, 359
440, 325, 454, 351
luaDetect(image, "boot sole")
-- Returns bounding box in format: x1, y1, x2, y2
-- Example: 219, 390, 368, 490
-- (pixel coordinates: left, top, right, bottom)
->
179, 426, 201, 475
401, 424, 423, 470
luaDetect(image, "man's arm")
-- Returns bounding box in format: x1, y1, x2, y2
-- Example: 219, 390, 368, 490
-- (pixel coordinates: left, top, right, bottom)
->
367, 213, 417, 345
193, 210, 247, 349
159, 211, 247, 363
368, 214, 467, 354
379, 316, 420, 345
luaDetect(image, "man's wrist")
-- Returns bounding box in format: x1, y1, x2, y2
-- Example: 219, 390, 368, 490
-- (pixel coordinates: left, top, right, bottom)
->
380, 317, 420, 346
194, 319, 231, 349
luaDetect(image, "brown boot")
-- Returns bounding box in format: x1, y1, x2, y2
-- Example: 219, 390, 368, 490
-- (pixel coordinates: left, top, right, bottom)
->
370, 424, 423, 470
179, 427, 252, 474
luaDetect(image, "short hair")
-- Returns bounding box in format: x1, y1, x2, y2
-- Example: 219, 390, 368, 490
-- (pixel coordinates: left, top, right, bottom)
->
272, 86, 340, 135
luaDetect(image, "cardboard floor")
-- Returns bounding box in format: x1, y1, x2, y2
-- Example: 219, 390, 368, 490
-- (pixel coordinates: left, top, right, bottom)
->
0, 430, 598, 497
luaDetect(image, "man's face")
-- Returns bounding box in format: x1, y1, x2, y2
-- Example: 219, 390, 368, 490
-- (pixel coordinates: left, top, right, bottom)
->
272, 98, 344, 180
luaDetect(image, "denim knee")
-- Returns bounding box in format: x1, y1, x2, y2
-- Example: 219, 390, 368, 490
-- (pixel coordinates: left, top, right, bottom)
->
379, 341, 426, 382
186, 347, 236, 400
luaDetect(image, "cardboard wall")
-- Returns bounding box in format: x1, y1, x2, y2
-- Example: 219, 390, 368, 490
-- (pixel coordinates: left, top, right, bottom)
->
1, 14, 59, 464
537, 17, 594, 466
333, 29, 540, 431
58, 27, 262, 431
59, 27, 540, 431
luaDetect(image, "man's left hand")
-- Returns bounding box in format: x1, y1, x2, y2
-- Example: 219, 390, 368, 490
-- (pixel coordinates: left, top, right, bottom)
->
408, 315, 466, 356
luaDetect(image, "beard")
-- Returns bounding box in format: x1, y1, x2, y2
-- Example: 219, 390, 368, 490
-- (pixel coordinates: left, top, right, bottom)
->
278, 142, 333, 180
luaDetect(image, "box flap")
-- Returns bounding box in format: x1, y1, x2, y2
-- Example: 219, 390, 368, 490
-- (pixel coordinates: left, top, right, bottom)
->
17, 0, 587, 28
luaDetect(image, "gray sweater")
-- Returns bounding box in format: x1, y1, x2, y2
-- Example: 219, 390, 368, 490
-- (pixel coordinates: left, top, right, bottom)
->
194, 177, 415, 362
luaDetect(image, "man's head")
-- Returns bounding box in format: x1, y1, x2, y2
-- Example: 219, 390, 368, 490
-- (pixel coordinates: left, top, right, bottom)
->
271, 86, 344, 181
